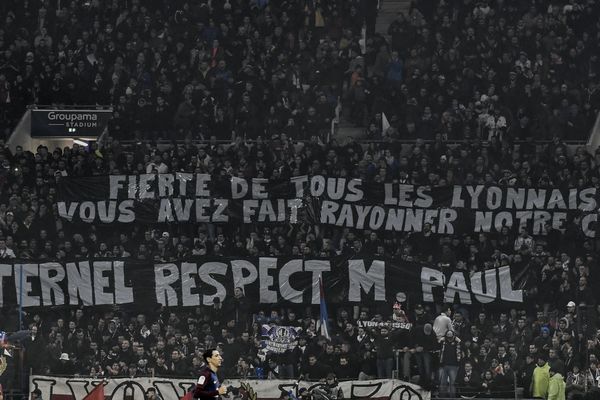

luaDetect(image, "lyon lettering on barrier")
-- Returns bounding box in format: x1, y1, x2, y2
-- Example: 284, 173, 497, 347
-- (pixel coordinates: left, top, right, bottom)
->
0, 258, 525, 308
29, 376, 430, 400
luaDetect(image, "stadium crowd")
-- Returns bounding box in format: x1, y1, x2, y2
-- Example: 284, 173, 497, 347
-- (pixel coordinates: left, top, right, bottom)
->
0, 0, 600, 399
2, 125, 600, 399
0, 0, 378, 142
367, 0, 600, 142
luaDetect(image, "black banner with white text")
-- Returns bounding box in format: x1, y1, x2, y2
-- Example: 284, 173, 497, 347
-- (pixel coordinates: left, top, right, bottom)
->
0, 258, 526, 308
56, 174, 600, 236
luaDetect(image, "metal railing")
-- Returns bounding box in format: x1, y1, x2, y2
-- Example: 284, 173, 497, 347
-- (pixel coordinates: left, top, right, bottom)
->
27, 104, 113, 110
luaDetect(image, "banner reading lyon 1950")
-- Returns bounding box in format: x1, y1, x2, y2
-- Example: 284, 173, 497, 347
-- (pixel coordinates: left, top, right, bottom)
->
56, 174, 600, 236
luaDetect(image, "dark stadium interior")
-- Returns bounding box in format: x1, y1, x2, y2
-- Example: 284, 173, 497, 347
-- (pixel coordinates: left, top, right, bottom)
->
1, 0, 600, 399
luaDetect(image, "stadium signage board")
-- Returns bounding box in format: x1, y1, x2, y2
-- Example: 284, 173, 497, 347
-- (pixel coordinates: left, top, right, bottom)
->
31, 108, 112, 137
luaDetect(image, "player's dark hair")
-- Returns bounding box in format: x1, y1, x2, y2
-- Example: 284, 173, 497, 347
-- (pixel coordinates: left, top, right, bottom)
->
203, 348, 217, 363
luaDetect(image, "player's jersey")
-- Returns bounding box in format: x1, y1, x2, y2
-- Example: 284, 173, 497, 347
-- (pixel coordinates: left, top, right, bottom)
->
193, 367, 221, 400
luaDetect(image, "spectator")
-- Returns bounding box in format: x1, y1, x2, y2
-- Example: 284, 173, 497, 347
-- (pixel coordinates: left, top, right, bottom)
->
23, 325, 45, 374
223, 287, 250, 331
519, 355, 537, 397
479, 369, 500, 399
0, 0, 600, 397
358, 348, 377, 381
433, 305, 453, 342
457, 361, 481, 398
300, 354, 329, 381
566, 364, 586, 400
532, 355, 551, 399
0, 239, 16, 259
410, 323, 438, 387
438, 330, 462, 398
333, 355, 357, 380
54, 353, 76, 376
549, 363, 567, 400
369, 326, 396, 379
167, 350, 188, 377
322, 373, 344, 400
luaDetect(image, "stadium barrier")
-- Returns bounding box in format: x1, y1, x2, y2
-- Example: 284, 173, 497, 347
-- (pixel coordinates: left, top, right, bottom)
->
29, 375, 430, 400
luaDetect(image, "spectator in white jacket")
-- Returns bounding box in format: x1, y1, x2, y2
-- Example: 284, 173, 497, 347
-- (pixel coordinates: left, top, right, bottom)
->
433, 306, 454, 342
0, 239, 16, 259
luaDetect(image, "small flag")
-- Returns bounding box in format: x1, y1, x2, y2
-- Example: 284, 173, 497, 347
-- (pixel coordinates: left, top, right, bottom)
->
181, 390, 194, 400
382, 112, 391, 133
359, 25, 366, 54
83, 382, 105, 400
0, 331, 10, 355
317, 275, 331, 340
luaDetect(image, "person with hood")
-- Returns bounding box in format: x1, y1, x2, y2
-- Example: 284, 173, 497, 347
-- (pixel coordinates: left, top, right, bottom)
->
531, 354, 551, 399
548, 363, 566, 400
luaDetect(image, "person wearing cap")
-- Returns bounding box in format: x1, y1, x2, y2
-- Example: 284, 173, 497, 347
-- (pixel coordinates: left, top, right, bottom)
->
438, 330, 461, 398
413, 304, 430, 325
55, 352, 75, 375
535, 326, 552, 350
548, 363, 566, 400
531, 354, 550, 399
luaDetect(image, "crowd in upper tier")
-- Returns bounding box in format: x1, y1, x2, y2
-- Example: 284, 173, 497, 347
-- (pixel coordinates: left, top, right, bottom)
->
1, 0, 600, 399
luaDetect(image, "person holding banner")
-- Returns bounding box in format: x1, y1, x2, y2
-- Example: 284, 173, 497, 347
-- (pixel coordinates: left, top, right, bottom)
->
194, 349, 228, 400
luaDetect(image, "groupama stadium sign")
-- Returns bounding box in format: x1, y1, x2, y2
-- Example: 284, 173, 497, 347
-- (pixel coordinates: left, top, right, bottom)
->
31, 108, 112, 137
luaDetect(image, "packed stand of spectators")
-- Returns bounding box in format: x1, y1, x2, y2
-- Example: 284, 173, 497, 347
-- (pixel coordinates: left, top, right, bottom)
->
351, 0, 600, 142
0, 0, 380, 142
1, 135, 600, 398
6, 295, 600, 400
1, 1, 600, 400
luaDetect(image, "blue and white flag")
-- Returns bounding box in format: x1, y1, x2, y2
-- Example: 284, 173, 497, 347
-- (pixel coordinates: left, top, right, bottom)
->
317, 276, 331, 340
